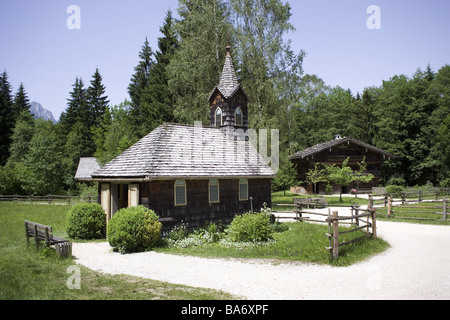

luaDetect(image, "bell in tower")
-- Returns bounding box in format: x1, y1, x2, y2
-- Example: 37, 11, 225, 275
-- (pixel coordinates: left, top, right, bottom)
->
208, 46, 249, 134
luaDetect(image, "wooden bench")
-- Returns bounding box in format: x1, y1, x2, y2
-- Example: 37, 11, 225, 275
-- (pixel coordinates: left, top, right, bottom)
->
294, 197, 328, 208
24, 220, 68, 248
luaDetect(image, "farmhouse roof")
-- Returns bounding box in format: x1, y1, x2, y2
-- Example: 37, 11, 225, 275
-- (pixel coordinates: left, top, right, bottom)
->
289, 136, 396, 160
208, 46, 248, 101
74, 157, 102, 181
90, 123, 275, 181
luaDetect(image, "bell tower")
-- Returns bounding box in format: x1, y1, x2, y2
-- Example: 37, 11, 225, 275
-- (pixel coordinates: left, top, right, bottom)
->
208, 46, 249, 133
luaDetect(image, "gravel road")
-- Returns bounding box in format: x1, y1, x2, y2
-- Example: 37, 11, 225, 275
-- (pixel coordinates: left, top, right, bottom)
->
72, 220, 450, 300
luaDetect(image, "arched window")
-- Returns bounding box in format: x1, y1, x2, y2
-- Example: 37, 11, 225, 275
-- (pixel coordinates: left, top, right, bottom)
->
235, 107, 243, 126
215, 107, 222, 127
239, 178, 248, 201
209, 179, 220, 204
174, 179, 187, 206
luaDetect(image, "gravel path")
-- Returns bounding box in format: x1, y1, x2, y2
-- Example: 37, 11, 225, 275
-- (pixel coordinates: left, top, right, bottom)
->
72, 220, 450, 300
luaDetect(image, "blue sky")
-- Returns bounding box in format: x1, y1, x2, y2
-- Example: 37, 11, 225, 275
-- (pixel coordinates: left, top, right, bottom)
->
1, 0, 449, 120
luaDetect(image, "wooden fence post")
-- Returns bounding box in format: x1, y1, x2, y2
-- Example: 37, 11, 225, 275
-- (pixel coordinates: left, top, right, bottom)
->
297, 204, 303, 222
443, 198, 447, 221
367, 195, 373, 234
332, 211, 339, 260
371, 209, 377, 239
387, 196, 392, 218
328, 209, 331, 252
355, 204, 360, 227
350, 203, 354, 225
33, 224, 39, 248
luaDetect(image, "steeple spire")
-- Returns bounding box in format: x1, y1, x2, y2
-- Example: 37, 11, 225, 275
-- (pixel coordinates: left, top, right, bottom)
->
217, 46, 239, 98
209, 46, 249, 132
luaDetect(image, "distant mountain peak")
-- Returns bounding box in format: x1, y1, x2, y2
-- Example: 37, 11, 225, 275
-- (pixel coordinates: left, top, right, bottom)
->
30, 101, 57, 123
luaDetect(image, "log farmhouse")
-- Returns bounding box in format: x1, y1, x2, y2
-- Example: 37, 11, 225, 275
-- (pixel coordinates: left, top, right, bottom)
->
290, 135, 395, 194
76, 46, 275, 231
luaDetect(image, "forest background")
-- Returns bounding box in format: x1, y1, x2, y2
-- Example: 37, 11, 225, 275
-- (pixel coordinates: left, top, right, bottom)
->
0, 0, 449, 196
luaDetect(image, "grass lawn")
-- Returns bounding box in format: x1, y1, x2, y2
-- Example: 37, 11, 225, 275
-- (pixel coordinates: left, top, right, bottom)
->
0, 202, 236, 300
156, 221, 389, 267
155, 190, 388, 267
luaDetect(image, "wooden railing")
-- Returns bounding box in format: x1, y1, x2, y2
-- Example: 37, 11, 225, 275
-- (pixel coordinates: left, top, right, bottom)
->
326, 208, 376, 260
377, 196, 448, 221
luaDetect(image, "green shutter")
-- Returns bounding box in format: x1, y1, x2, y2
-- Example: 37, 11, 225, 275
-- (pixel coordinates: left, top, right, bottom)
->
175, 180, 186, 206
239, 179, 248, 201
209, 179, 219, 203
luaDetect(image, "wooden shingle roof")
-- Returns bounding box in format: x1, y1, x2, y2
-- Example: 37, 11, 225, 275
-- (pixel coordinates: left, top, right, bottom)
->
91, 123, 275, 181
74, 157, 102, 181
290, 136, 396, 160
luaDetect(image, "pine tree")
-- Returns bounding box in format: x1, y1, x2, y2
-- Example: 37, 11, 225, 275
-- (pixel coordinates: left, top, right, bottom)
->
145, 10, 180, 124
12, 82, 32, 122
87, 68, 109, 128
128, 37, 154, 135
60, 77, 88, 133
59, 76, 96, 189
351, 87, 378, 144
0, 71, 14, 165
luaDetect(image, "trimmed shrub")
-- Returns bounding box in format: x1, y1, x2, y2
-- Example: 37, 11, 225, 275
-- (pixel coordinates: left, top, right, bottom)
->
226, 212, 273, 242
386, 185, 404, 197
107, 206, 162, 253
66, 203, 106, 240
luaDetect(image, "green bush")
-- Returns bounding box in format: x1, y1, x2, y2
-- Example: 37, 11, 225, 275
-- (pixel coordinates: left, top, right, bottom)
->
66, 203, 106, 240
107, 206, 162, 253
440, 178, 450, 187
387, 176, 405, 186
386, 185, 404, 197
226, 212, 273, 242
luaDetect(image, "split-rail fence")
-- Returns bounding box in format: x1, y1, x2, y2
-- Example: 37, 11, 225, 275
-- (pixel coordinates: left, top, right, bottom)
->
375, 194, 448, 222
0, 194, 98, 205
272, 197, 377, 260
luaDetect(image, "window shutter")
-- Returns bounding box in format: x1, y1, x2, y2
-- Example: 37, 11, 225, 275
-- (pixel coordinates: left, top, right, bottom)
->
239, 179, 248, 201
175, 180, 187, 206
209, 179, 219, 203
